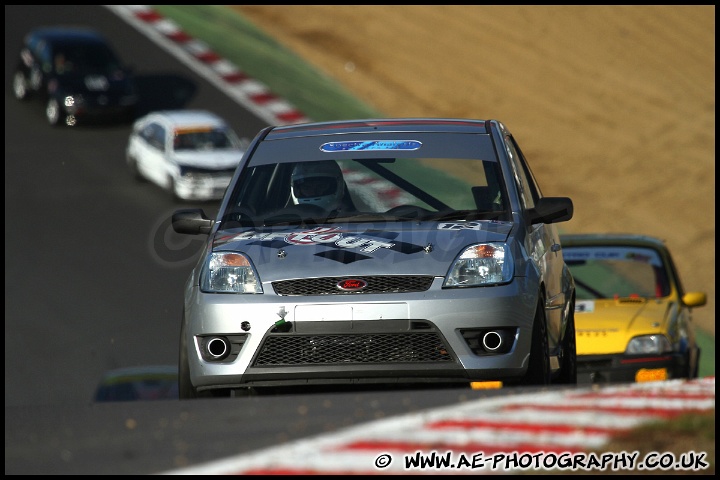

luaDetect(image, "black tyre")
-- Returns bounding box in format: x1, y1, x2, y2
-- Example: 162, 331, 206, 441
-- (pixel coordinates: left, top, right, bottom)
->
556, 299, 577, 384
520, 297, 551, 386
689, 346, 700, 379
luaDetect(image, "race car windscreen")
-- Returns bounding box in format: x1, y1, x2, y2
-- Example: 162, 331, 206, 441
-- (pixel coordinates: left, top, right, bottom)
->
224, 156, 509, 225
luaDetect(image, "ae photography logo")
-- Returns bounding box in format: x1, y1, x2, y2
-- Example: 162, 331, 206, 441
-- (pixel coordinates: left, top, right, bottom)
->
374, 449, 710, 472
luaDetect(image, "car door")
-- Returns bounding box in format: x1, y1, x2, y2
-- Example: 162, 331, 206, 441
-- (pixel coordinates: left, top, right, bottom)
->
504, 135, 566, 349
136, 120, 171, 187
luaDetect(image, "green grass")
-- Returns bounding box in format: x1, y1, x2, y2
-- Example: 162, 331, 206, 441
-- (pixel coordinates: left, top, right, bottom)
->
152, 5, 382, 122
697, 329, 715, 378
152, 5, 714, 379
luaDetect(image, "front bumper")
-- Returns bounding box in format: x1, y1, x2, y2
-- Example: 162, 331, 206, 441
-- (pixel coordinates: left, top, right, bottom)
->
184, 277, 543, 392
577, 352, 690, 384
175, 175, 232, 201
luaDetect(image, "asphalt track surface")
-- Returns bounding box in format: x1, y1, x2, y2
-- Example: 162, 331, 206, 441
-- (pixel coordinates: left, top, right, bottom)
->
4, 6, 715, 475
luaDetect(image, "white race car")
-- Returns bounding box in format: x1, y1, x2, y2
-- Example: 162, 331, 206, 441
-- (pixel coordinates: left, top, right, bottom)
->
126, 109, 248, 201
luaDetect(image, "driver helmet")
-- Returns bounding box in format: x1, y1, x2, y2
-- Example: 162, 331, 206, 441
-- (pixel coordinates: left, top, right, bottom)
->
290, 161, 345, 210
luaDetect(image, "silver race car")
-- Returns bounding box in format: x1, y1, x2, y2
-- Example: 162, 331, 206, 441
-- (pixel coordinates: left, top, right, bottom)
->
172, 118, 577, 398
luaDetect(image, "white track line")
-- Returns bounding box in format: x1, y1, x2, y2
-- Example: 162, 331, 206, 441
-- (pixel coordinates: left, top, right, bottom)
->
160, 377, 715, 475
104, 5, 310, 126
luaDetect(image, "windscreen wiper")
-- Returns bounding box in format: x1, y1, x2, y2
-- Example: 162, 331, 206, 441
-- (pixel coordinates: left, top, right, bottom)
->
423, 209, 507, 222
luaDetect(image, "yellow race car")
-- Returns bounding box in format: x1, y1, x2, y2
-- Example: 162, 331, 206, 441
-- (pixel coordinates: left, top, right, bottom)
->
561, 233, 706, 384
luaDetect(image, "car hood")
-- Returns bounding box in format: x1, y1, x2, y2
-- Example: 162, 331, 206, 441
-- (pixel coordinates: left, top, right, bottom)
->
574, 298, 671, 355
212, 220, 513, 281
173, 150, 245, 169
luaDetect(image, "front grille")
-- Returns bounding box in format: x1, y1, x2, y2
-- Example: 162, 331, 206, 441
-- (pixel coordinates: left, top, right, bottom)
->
253, 332, 453, 365
272, 275, 433, 296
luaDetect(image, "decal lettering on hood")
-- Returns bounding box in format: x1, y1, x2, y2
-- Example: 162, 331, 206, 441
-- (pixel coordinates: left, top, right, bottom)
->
437, 220, 511, 232
223, 227, 395, 253
438, 221, 487, 231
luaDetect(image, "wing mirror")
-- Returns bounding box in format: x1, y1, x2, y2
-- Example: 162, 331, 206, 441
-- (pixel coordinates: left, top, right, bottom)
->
527, 197, 574, 225
172, 209, 214, 235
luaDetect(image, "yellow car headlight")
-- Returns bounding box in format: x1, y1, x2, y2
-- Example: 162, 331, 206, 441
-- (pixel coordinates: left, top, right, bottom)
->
626, 334, 672, 355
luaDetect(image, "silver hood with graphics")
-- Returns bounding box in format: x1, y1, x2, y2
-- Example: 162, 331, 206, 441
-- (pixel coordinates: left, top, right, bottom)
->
211, 220, 513, 282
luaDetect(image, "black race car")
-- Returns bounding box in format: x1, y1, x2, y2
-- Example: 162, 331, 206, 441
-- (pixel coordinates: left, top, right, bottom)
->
11, 26, 138, 126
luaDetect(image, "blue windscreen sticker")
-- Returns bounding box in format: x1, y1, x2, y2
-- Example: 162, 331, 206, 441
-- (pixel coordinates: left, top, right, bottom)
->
320, 140, 422, 152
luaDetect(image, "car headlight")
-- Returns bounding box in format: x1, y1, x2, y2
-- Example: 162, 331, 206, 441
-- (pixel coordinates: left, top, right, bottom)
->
444, 242, 513, 287
626, 334, 672, 355
200, 252, 262, 293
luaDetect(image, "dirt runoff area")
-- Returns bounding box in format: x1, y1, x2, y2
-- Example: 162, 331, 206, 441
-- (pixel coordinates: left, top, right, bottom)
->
234, 6, 715, 337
